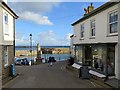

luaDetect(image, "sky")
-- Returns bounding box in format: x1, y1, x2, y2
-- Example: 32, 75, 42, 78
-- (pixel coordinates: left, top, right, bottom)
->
7, 1, 107, 46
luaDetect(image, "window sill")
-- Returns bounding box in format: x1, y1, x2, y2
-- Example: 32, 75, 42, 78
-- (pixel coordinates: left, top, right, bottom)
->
107, 33, 118, 37
5, 33, 9, 36
89, 36, 95, 39
80, 38, 84, 40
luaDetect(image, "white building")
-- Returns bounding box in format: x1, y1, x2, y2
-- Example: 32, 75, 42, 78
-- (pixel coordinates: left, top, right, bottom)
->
71, 2, 119, 80
0, 0, 18, 84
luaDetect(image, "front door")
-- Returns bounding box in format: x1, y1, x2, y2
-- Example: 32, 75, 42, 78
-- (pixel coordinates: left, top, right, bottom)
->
84, 45, 92, 66
107, 44, 115, 76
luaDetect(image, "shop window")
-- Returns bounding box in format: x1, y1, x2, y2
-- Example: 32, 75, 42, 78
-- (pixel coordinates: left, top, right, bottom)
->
92, 45, 107, 73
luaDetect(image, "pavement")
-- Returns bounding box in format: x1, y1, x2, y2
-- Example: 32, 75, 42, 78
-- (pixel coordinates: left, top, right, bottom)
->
3, 61, 104, 88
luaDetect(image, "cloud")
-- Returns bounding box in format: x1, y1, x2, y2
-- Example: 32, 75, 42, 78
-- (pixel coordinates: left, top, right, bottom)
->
36, 30, 72, 46
8, 2, 60, 14
8, 2, 60, 25
19, 11, 53, 25
15, 30, 72, 46
15, 32, 35, 46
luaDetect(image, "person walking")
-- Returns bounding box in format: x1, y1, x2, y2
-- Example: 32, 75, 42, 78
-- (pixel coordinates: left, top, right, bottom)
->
48, 56, 52, 67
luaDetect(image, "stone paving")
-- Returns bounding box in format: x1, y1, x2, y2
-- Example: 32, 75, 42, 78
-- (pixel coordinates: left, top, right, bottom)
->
3, 61, 103, 88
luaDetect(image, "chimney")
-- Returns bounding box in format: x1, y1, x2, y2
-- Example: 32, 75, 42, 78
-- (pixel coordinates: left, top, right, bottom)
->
88, 3, 94, 13
84, 3, 94, 16
84, 8, 88, 16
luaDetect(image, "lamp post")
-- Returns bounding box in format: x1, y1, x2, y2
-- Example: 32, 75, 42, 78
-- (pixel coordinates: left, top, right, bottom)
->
29, 33, 32, 65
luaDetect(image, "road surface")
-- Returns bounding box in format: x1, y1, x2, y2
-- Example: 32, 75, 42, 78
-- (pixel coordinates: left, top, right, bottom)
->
3, 61, 103, 88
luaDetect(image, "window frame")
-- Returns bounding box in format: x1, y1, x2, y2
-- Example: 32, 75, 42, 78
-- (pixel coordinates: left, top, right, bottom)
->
108, 9, 118, 36
4, 46, 9, 67
90, 19, 96, 38
80, 23, 84, 39
4, 12, 9, 35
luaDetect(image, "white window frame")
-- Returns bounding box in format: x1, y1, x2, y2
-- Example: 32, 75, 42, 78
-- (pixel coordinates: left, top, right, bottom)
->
90, 19, 95, 37
4, 12, 9, 35
80, 23, 84, 39
108, 10, 118, 36
4, 46, 8, 67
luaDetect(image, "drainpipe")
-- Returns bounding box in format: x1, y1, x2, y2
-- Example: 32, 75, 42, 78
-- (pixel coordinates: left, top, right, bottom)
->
74, 45, 77, 62
118, 0, 120, 88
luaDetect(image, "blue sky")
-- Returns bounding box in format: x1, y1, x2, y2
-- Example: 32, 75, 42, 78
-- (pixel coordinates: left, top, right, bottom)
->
8, 2, 106, 46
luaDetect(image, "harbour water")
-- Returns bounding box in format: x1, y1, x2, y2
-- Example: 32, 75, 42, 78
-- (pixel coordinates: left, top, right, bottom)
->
15, 46, 70, 61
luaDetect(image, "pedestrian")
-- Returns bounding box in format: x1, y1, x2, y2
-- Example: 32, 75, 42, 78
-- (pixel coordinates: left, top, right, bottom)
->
48, 56, 52, 67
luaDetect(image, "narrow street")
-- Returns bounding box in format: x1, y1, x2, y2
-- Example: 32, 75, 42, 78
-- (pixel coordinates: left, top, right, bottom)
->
3, 61, 103, 88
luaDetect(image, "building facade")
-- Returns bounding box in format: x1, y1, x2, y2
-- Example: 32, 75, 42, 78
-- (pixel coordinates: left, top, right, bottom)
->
71, 2, 119, 79
0, 0, 18, 84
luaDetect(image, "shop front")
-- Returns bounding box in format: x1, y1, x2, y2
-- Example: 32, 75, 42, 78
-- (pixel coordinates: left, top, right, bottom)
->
75, 43, 117, 77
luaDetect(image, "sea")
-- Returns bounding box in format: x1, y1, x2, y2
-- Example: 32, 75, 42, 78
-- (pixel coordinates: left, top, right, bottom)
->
15, 46, 70, 61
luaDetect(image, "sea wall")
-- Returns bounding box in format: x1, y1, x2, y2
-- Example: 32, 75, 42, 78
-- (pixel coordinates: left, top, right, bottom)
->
15, 48, 70, 57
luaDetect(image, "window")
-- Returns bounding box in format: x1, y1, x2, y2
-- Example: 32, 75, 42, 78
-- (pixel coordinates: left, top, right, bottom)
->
109, 11, 118, 34
4, 13, 8, 24
4, 46, 8, 67
4, 13, 9, 34
81, 24, 84, 38
90, 20, 95, 37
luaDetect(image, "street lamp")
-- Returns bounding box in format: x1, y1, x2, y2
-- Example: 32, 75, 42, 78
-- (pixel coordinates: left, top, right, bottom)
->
29, 33, 32, 64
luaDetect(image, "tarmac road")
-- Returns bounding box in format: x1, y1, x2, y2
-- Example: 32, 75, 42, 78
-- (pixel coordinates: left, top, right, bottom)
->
3, 61, 103, 88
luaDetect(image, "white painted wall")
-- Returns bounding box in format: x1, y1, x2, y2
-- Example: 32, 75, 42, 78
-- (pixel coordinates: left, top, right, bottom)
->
0, 6, 3, 45
70, 36, 75, 57
115, 44, 119, 79
73, 4, 119, 79
3, 9, 14, 45
73, 4, 118, 45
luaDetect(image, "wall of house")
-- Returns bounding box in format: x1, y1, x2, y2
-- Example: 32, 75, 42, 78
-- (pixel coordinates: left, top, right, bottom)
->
70, 37, 75, 57
73, 4, 119, 79
0, 5, 3, 45
73, 4, 118, 45
2, 45, 14, 84
115, 44, 119, 79
3, 9, 14, 45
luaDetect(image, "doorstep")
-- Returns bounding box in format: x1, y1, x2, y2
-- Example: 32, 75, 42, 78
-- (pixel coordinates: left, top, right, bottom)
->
105, 78, 119, 88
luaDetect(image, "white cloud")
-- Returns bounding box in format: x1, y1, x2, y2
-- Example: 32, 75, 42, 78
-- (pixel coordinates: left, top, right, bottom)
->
8, 2, 60, 14
15, 30, 72, 46
15, 32, 35, 46
8, 2, 60, 25
35, 30, 72, 46
19, 11, 53, 25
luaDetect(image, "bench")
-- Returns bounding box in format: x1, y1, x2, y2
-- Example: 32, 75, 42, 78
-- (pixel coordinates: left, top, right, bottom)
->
89, 70, 106, 78
72, 63, 82, 69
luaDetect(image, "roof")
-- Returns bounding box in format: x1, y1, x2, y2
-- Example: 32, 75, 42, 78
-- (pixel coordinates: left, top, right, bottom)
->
72, 2, 119, 26
0, 1, 18, 19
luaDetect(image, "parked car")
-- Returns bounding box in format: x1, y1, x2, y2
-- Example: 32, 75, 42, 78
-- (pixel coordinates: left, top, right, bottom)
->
15, 58, 29, 65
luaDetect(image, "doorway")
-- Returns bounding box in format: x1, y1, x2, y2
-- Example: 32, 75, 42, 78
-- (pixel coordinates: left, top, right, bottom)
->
84, 45, 92, 66
107, 44, 115, 76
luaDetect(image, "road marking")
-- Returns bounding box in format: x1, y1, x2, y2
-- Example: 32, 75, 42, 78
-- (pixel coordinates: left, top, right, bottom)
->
90, 81, 96, 87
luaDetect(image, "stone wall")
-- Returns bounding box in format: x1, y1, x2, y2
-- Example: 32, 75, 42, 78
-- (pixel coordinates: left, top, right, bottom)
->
2, 45, 14, 84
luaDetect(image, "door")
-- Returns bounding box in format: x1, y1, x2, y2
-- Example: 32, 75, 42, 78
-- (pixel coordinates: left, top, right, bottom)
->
84, 45, 92, 66
107, 44, 115, 76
